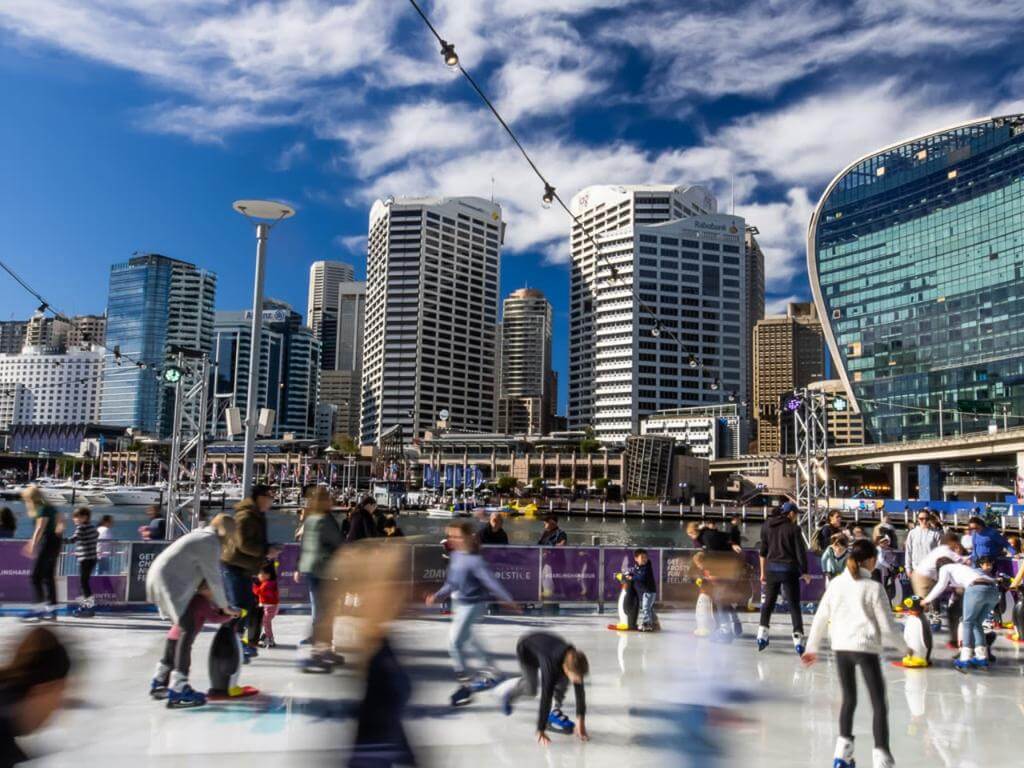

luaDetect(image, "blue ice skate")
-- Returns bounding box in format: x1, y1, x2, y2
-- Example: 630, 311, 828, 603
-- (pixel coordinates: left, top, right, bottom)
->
832, 759, 855, 768
150, 677, 169, 700
547, 708, 575, 734
167, 684, 207, 709
450, 673, 500, 706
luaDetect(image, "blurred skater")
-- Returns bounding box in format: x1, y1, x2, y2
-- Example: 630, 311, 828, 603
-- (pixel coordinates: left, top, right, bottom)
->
253, 563, 280, 648
426, 521, 517, 682
298, 487, 344, 671
496, 631, 590, 746
67, 508, 99, 618
0, 627, 71, 766
804, 539, 907, 768
147, 514, 237, 708
20, 487, 64, 622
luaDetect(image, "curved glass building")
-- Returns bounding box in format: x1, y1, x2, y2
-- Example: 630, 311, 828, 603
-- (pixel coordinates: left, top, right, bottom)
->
808, 115, 1024, 443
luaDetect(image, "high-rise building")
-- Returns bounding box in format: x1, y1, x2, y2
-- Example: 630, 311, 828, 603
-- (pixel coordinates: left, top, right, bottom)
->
744, 227, 765, 443
568, 185, 720, 433
497, 288, 555, 435
361, 196, 502, 444
22, 312, 105, 352
808, 379, 865, 447
68, 315, 107, 349
307, 261, 356, 371
641, 403, 742, 460
569, 185, 749, 443
752, 302, 825, 454
213, 299, 320, 440
809, 114, 1024, 443
0, 321, 27, 355
0, 347, 103, 430
100, 253, 216, 436
317, 281, 366, 440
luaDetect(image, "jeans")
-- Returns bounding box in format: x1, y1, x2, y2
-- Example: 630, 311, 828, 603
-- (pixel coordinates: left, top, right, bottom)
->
962, 583, 1000, 650
79, 558, 97, 600
449, 599, 493, 675
221, 563, 258, 645
639, 591, 656, 627
305, 573, 330, 648
31, 540, 60, 606
759, 568, 804, 634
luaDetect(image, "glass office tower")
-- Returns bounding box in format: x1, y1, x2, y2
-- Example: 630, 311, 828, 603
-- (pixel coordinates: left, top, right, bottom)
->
808, 115, 1024, 443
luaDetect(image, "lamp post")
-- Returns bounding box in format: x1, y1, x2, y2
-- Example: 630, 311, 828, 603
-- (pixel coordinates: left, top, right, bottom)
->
232, 199, 295, 497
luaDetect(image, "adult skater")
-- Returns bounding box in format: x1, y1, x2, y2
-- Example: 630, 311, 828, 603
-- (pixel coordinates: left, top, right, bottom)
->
221, 485, 277, 660
803, 539, 906, 768
20, 487, 64, 622
497, 631, 590, 745
297, 487, 344, 672
905, 510, 942, 598
966, 516, 1009, 566
921, 555, 999, 671
147, 514, 237, 707
426, 521, 517, 682
757, 502, 810, 653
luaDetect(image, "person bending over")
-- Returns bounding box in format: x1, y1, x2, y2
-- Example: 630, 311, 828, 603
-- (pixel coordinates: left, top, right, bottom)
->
497, 632, 589, 745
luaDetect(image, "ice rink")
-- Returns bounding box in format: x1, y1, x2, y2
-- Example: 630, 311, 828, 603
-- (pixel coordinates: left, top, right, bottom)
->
5, 608, 1024, 767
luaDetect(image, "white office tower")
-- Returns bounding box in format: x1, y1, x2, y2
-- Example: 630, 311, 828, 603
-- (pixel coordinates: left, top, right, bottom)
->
498, 288, 555, 435
361, 196, 503, 445
307, 261, 356, 370
568, 185, 748, 443
0, 347, 103, 430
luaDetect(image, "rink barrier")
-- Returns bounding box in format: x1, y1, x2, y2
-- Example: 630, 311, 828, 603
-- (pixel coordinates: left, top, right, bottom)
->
1, 540, 1018, 609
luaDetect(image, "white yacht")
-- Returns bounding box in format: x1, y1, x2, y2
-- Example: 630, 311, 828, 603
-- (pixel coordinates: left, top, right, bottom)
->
103, 485, 165, 506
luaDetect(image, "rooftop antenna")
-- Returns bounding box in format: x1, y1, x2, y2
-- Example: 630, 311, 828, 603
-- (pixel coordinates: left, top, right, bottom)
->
490, 175, 495, 203
730, 174, 735, 215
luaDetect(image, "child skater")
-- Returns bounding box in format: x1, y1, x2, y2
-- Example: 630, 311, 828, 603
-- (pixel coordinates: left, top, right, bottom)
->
253, 563, 280, 648
146, 514, 237, 708
821, 534, 848, 585
921, 555, 999, 671
67, 507, 99, 618
426, 521, 518, 683
625, 548, 658, 631
496, 631, 590, 746
803, 539, 907, 768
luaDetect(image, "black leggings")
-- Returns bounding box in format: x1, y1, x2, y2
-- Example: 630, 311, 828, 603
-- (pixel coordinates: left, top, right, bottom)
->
759, 570, 803, 634
160, 599, 200, 676
31, 544, 60, 606
836, 651, 889, 752
79, 558, 97, 600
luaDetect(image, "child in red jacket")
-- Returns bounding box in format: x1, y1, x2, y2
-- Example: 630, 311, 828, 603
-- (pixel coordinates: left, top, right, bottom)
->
253, 563, 280, 648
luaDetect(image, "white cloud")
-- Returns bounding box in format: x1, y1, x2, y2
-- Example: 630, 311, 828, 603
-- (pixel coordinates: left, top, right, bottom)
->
736, 188, 816, 289
334, 234, 368, 255
274, 141, 309, 171
764, 293, 808, 316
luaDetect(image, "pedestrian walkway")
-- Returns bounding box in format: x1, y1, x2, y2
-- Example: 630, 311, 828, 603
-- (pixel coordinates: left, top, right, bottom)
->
4, 610, 1024, 766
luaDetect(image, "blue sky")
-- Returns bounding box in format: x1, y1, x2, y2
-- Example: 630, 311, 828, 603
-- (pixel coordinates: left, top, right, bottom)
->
2, 0, 1023, 413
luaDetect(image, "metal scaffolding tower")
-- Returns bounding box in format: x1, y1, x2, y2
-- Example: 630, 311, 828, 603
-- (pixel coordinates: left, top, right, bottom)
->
164, 347, 211, 538
792, 387, 829, 538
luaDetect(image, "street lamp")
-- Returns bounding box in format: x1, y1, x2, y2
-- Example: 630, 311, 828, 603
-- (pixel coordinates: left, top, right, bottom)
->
232, 199, 295, 497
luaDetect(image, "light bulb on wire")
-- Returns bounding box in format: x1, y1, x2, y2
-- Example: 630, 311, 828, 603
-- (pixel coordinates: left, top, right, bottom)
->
688, 354, 698, 369
710, 378, 720, 391
650, 323, 661, 338
440, 40, 459, 68
542, 184, 556, 208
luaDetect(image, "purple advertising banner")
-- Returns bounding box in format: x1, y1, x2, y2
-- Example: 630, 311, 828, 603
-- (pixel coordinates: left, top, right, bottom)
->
540, 548, 600, 602
602, 547, 661, 602
412, 543, 449, 602
0, 540, 35, 602
482, 547, 540, 602
275, 543, 306, 603
67, 576, 127, 604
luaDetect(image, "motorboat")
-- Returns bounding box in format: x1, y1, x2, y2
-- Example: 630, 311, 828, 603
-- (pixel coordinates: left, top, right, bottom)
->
424, 506, 462, 519
103, 485, 165, 506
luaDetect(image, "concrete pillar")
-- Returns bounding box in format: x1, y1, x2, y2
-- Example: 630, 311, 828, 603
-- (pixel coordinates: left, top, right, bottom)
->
892, 461, 910, 500
917, 463, 940, 501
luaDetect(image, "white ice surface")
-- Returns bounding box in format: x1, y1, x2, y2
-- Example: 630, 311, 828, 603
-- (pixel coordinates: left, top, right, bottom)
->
3, 609, 1024, 767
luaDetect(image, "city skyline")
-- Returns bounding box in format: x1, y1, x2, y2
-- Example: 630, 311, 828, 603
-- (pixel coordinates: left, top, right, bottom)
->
4, 3, 1022, 415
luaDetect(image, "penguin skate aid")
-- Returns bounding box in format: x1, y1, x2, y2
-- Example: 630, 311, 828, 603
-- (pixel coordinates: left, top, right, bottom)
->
494, 631, 590, 745
608, 548, 658, 632
803, 539, 906, 768
145, 515, 241, 709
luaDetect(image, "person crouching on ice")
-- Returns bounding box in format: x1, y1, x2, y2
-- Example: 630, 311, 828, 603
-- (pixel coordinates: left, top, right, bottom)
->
496, 631, 589, 746
146, 514, 238, 708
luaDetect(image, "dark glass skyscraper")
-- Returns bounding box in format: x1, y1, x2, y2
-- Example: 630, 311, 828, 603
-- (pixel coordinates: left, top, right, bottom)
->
809, 115, 1024, 443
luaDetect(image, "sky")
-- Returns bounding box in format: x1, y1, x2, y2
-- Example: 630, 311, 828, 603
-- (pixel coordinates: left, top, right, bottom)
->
1, 0, 1023, 413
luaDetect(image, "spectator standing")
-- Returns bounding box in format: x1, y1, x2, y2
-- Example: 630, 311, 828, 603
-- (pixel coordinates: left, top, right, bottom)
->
347, 496, 380, 543
95, 515, 114, 575
872, 513, 898, 549
140, 505, 166, 541
479, 512, 509, 545
537, 516, 567, 547
967, 516, 1009, 566
905, 511, 942, 597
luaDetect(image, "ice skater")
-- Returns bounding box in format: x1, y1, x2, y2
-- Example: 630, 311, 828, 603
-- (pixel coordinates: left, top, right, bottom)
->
253, 563, 279, 648
497, 631, 589, 745
20, 487, 64, 622
426, 521, 518, 683
623, 548, 658, 631
757, 502, 810, 654
67, 507, 99, 617
803, 539, 907, 768
146, 514, 237, 708
921, 555, 999, 671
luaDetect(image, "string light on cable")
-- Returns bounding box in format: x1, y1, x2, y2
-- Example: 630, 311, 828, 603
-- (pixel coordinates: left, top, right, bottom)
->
650, 323, 662, 338
542, 184, 556, 207
440, 40, 459, 68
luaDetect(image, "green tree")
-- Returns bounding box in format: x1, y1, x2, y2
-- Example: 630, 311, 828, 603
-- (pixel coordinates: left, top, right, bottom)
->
530, 477, 544, 494
561, 477, 574, 490
594, 477, 609, 496
495, 475, 519, 493
331, 434, 359, 454
578, 426, 601, 455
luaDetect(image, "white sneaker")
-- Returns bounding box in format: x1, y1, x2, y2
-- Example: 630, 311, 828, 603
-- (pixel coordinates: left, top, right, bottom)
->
872, 748, 895, 768
834, 736, 855, 762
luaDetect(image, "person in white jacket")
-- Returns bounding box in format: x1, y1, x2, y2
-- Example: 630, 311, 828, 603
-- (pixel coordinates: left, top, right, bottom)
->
145, 514, 238, 707
904, 511, 942, 597
803, 539, 908, 768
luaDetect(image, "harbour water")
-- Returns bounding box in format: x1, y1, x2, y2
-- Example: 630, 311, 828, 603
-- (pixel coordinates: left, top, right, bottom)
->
0, 501, 747, 548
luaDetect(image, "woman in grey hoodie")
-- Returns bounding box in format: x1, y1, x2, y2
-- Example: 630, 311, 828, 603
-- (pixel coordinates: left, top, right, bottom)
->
146, 514, 237, 707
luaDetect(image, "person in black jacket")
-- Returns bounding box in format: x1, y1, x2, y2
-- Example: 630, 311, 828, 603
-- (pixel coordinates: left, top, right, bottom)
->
478, 512, 509, 545
497, 632, 589, 745
347, 496, 380, 543
757, 502, 810, 654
